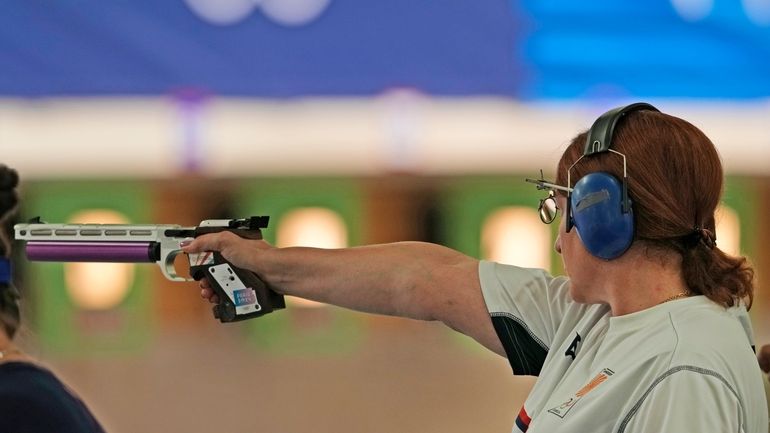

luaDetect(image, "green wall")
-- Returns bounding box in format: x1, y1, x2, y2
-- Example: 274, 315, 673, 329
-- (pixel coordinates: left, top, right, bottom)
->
234, 178, 365, 355
19, 181, 152, 356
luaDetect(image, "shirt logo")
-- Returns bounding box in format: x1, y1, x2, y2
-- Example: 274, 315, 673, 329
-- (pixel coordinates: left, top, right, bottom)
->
565, 332, 582, 360
548, 368, 615, 418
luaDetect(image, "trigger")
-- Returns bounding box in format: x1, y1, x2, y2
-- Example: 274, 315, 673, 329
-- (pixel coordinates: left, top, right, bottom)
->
162, 250, 192, 282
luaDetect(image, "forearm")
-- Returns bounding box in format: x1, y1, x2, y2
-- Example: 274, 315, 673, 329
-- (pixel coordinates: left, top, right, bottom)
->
185, 233, 502, 355
253, 241, 474, 321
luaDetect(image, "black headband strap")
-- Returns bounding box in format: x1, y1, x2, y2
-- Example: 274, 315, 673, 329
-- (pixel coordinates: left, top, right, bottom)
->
584, 102, 660, 156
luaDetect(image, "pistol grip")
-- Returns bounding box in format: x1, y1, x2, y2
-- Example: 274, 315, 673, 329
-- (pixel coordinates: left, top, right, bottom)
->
189, 252, 284, 323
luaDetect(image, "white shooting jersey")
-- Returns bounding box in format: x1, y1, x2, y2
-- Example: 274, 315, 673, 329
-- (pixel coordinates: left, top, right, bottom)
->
479, 261, 768, 433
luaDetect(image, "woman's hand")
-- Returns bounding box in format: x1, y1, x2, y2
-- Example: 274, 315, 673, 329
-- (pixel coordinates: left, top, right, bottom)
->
181, 231, 273, 304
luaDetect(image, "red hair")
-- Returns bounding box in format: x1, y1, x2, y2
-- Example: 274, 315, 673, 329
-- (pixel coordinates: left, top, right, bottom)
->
555, 111, 754, 309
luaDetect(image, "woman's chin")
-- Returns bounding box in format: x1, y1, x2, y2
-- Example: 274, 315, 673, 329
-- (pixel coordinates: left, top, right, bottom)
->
568, 283, 591, 304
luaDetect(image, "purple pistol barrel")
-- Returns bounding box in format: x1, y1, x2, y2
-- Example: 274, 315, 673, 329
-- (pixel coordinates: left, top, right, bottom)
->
25, 241, 157, 263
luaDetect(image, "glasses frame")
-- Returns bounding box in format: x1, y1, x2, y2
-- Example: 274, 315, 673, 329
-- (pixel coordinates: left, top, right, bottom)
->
526, 148, 629, 229
525, 175, 572, 225
537, 191, 559, 224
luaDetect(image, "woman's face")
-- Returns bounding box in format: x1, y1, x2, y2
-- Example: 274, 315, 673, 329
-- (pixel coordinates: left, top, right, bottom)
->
554, 195, 604, 303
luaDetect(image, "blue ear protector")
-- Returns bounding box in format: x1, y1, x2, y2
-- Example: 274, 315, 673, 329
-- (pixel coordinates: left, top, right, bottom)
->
565, 102, 660, 260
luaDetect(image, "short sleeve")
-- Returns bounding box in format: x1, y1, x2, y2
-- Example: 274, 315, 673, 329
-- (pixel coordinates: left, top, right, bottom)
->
478, 261, 589, 376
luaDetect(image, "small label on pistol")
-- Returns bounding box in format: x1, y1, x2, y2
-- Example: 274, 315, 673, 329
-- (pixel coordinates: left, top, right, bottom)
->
189, 252, 216, 267
207, 263, 262, 315
233, 288, 257, 306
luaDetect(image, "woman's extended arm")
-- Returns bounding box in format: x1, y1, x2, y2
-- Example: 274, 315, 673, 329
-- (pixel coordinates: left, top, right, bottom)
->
183, 232, 504, 356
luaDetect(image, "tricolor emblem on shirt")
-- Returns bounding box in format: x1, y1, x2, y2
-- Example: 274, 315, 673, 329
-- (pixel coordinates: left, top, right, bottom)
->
547, 368, 615, 418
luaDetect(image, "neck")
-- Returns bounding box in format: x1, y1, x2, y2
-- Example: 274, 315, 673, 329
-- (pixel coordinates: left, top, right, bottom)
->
600, 247, 690, 316
0, 331, 24, 363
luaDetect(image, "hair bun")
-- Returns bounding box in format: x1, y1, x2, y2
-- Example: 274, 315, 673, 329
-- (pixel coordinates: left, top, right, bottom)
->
0, 165, 19, 215
0, 165, 19, 190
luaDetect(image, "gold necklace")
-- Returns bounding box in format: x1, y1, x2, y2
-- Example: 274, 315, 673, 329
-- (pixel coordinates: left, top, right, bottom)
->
660, 292, 690, 304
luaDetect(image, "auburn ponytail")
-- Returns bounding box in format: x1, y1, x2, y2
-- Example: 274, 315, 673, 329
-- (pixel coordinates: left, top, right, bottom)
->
681, 243, 754, 308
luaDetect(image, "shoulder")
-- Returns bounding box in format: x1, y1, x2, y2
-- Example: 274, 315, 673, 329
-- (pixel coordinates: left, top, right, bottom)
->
668, 298, 755, 360
478, 261, 572, 309
622, 298, 769, 432
0, 362, 105, 433
0, 361, 71, 407
0, 363, 61, 421
619, 362, 767, 433
479, 260, 563, 290
656, 298, 760, 387
619, 366, 745, 432
0, 361, 61, 395
477, 261, 610, 375
478, 260, 603, 332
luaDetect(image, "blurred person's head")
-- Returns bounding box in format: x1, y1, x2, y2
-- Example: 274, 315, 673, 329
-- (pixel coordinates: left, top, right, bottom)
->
0, 165, 21, 341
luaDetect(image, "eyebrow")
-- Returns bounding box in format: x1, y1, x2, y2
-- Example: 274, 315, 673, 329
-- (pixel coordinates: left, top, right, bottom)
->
525, 178, 574, 193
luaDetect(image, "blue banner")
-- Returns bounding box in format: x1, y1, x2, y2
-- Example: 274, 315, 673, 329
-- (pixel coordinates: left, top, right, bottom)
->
1, 0, 768, 98
517, 0, 770, 99
0, 0, 520, 97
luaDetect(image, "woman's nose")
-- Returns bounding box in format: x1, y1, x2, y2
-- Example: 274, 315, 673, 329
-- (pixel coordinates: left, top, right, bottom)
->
554, 234, 562, 254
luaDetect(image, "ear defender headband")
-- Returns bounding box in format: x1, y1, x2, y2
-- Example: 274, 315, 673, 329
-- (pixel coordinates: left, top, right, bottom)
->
566, 102, 660, 260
